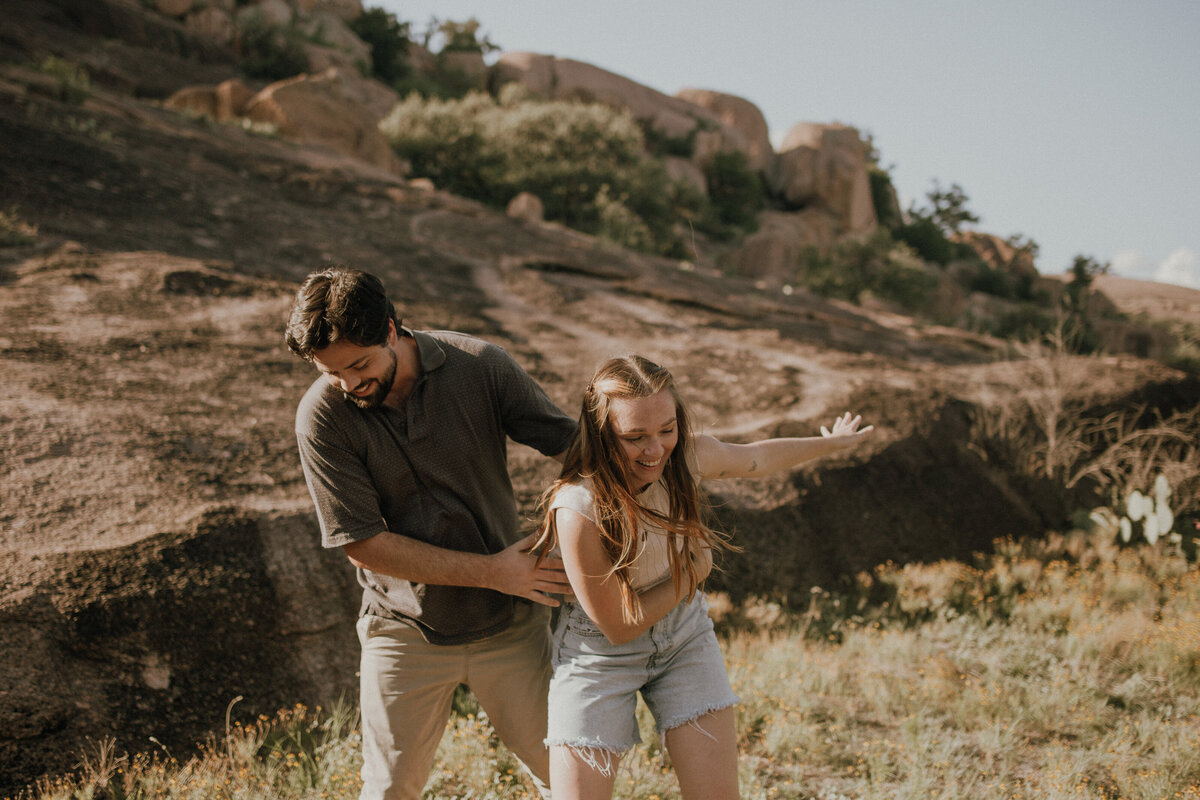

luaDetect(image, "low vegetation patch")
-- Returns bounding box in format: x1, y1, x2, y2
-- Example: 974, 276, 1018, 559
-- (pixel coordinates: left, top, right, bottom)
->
12, 529, 1200, 800
379, 88, 760, 258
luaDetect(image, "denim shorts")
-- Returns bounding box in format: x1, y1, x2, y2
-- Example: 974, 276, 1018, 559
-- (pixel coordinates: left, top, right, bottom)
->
545, 593, 738, 759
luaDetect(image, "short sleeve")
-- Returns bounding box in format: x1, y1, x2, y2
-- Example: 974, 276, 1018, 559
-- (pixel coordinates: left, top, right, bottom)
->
487, 345, 577, 457
295, 386, 389, 548
549, 481, 597, 525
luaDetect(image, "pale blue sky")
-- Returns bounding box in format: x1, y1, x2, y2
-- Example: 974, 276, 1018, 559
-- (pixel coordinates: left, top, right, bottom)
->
378, 1, 1199, 287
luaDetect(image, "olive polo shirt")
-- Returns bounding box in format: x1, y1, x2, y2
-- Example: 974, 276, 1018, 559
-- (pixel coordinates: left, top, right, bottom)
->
295, 328, 577, 644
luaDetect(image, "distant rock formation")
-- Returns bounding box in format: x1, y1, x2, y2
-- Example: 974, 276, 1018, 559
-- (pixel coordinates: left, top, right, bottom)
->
242, 67, 407, 176
675, 88, 775, 177
776, 122, 877, 235
492, 52, 750, 164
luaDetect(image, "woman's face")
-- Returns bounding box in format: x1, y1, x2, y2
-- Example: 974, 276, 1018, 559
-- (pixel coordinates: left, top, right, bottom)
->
607, 388, 678, 489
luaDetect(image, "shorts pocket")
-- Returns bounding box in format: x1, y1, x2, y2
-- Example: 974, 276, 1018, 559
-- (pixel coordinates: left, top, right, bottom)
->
563, 607, 606, 638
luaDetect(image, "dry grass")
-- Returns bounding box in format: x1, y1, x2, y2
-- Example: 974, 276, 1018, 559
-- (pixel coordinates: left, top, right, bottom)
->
10, 533, 1200, 800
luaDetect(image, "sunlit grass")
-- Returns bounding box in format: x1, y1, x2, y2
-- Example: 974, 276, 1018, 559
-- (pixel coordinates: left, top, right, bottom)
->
10, 535, 1200, 800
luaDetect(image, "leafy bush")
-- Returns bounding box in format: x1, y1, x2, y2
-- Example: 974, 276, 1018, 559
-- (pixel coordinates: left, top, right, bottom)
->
895, 181, 983, 266
967, 263, 1018, 299
0, 207, 38, 247
796, 230, 940, 314
894, 215, 963, 265
476, 98, 647, 225
37, 55, 90, 105
868, 166, 901, 229
702, 150, 764, 234
349, 7, 412, 84
641, 119, 699, 158
381, 92, 713, 257
972, 303, 1057, 342
1166, 322, 1200, 374
378, 92, 497, 200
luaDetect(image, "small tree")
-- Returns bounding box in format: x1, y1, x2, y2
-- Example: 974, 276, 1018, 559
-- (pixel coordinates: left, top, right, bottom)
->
1060, 254, 1110, 353
1063, 254, 1108, 314
925, 180, 979, 235
895, 180, 981, 265
350, 8, 412, 85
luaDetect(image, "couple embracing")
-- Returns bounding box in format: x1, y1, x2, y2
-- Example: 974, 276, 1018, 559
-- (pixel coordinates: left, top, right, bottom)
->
286, 267, 873, 800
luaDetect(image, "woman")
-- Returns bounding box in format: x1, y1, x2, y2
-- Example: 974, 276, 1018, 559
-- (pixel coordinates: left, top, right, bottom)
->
534, 355, 874, 799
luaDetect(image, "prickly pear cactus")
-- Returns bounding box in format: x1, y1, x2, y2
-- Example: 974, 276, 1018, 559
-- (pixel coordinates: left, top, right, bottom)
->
1120, 475, 1175, 544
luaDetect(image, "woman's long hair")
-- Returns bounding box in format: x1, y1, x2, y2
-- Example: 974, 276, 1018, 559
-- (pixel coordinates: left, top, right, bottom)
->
535, 355, 732, 624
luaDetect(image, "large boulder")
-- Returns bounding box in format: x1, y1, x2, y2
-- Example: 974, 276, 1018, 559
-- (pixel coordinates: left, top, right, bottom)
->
956, 230, 1040, 287
675, 88, 775, 177
292, 0, 364, 22
236, 0, 293, 28
775, 122, 876, 235
164, 77, 254, 122
154, 0, 195, 16
724, 209, 840, 284
296, 11, 371, 73
184, 6, 235, 47
492, 52, 749, 162
243, 67, 406, 176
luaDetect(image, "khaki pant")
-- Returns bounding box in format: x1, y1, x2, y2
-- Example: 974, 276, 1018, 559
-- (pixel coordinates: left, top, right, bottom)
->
356, 602, 553, 800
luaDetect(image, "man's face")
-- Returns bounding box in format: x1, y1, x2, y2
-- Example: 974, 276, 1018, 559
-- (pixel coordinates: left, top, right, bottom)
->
311, 334, 398, 410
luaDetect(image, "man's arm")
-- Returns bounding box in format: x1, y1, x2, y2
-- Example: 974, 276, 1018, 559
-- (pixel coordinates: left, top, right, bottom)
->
342, 531, 573, 607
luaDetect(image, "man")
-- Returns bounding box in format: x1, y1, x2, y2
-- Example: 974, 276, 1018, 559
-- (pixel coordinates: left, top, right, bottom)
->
285, 266, 577, 800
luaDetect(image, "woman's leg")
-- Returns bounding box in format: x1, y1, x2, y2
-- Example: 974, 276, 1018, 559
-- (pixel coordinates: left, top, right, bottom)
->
549, 744, 620, 800
663, 707, 739, 800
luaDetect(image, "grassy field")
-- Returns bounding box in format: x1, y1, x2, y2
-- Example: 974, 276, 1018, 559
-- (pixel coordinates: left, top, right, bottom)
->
14, 529, 1200, 800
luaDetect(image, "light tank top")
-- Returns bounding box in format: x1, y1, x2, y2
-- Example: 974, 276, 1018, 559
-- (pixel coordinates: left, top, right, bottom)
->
550, 478, 677, 590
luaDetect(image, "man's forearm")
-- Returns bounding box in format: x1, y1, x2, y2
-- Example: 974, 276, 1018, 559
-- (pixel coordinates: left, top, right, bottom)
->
343, 532, 497, 590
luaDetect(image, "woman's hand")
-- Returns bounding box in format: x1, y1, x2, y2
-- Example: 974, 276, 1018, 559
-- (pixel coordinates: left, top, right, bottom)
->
820, 412, 874, 439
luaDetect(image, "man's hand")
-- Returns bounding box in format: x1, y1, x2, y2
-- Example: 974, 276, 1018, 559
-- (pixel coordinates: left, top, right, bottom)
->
487, 532, 574, 606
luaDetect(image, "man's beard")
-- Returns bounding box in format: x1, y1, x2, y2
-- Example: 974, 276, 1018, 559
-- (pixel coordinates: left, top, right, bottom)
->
345, 348, 397, 409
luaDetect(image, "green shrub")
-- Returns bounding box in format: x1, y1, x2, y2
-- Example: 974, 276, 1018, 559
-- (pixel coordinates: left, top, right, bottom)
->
977, 304, 1057, 342
968, 263, 1018, 299
381, 92, 711, 257
703, 150, 764, 233
350, 7, 412, 85
1167, 323, 1200, 374
37, 55, 90, 105
796, 230, 939, 314
0, 207, 38, 247
378, 91, 498, 200
868, 166, 901, 229
475, 98, 646, 225
894, 215, 960, 265
594, 185, 655, 253
641, 119, 699, 158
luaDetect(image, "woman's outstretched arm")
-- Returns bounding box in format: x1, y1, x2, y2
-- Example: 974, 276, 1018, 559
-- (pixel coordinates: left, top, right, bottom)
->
695, 412, 874, 479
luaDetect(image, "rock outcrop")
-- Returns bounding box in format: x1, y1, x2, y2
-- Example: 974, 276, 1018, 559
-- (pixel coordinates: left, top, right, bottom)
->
242, 67, 407, 176
776, 122, 877, 235
675, 88, 776, 177
725, 209, 839, 284
492, 52, 751, 165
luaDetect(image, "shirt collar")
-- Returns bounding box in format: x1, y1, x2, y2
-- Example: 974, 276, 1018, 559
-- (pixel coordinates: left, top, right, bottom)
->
406, 327, 446, 374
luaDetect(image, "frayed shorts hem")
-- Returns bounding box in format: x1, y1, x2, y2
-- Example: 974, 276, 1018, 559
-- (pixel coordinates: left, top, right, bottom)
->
656, 696, 739, 735
545, 739, 632, 778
